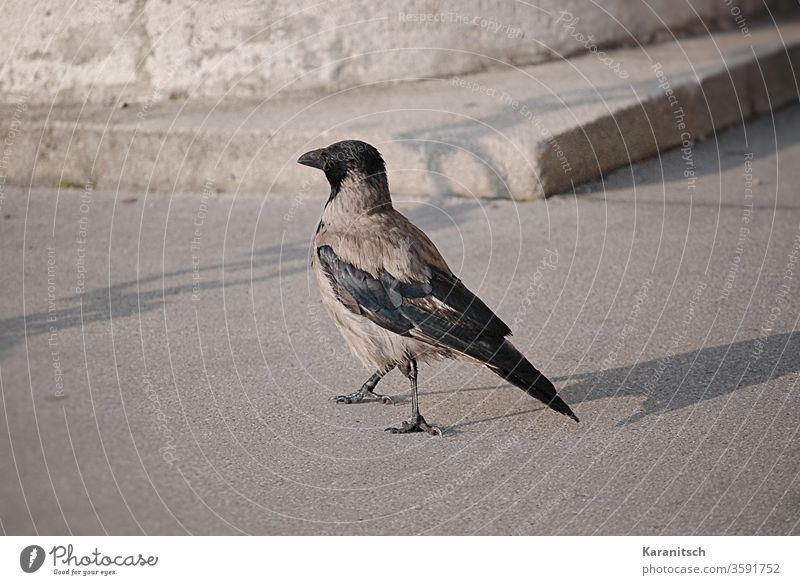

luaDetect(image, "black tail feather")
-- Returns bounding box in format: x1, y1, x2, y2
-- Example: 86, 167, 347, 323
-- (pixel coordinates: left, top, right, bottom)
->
487, 340, 579, 423
397, 303, 578, 421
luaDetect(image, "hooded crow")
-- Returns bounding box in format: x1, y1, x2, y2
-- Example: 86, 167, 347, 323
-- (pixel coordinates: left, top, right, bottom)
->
298, 140, 578, 435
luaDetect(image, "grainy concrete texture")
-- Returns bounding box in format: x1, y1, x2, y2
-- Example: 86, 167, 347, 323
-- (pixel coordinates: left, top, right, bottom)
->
1, 0, 791, 105
0, 105, 798, 535
2, 12, 799, 200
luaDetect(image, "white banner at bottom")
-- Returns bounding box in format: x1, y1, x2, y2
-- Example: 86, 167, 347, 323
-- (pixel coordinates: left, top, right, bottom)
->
0, 536, 796, 584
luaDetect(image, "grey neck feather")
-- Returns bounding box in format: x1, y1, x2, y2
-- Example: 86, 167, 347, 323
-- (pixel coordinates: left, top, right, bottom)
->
322, 173, 392, 226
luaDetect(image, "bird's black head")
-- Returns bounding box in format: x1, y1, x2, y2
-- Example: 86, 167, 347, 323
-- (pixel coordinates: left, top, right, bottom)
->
297, 140, 386, 191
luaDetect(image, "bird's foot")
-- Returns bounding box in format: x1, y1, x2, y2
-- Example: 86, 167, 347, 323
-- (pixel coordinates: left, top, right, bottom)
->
331, 389, 393, 405
385, 414, 442, 436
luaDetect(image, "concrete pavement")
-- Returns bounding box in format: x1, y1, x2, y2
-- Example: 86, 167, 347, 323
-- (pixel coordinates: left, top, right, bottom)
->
0, 105, 799, 535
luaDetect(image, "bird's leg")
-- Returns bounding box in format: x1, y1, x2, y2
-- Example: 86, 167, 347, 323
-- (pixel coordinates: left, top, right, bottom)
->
386, 358, 442, 436
331, 367, 394, 404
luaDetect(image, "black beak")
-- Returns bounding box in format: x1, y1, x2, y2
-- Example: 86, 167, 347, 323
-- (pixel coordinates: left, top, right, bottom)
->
297, 148, 325, 170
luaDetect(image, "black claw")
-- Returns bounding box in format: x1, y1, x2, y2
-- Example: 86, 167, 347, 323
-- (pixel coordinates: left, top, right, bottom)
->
385, 415, 442, 436
331, 391, 393, 404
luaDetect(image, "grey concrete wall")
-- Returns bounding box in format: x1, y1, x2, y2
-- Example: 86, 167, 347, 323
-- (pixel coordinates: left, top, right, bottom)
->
0, 0, 792, 106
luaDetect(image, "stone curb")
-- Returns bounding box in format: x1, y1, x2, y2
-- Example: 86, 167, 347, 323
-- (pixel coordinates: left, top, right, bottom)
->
2, 16, 799, 200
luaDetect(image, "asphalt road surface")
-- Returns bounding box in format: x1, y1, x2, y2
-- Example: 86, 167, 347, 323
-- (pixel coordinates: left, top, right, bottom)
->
1, 107, 799, 536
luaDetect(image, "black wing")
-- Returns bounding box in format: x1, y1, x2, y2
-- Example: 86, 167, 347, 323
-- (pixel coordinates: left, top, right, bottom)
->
317, 245, 509, 344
